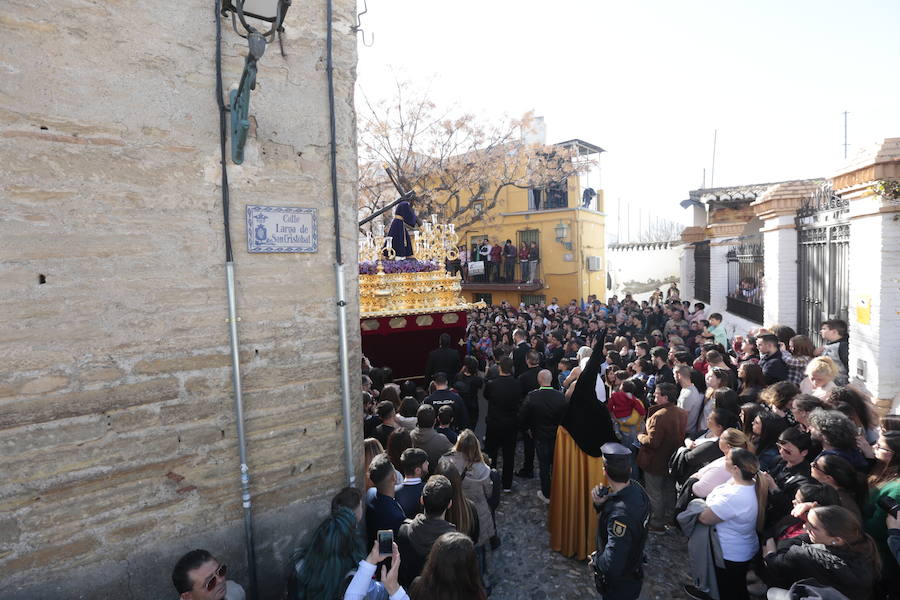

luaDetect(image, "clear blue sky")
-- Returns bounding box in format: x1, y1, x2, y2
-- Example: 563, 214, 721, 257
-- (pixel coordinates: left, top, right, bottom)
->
356, 0, 900, 229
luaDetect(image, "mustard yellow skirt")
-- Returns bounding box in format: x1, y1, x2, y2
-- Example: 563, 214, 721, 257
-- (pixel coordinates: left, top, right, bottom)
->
548, 426, 607, 559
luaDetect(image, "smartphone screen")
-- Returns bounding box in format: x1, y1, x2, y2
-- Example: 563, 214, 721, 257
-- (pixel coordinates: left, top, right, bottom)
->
377, 530, 393, 556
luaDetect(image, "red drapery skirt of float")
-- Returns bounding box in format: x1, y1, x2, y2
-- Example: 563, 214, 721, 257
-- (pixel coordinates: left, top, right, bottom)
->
360, 310, 467, 380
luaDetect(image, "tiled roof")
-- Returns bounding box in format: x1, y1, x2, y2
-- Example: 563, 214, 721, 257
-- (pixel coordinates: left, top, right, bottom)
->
554, 139, 605, 155
689, 179, 821, 205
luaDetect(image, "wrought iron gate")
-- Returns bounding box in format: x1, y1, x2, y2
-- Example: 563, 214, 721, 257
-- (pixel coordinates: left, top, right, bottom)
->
694, 240, 710, 303
796, 184, 849, 347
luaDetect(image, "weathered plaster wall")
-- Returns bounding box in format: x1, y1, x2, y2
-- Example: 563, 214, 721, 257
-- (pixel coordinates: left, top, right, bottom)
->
0, 1, 361, 597
607, 244, 682, 294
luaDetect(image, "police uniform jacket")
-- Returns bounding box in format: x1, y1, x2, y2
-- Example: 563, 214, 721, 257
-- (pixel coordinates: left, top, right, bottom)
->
593, 481, 651, 580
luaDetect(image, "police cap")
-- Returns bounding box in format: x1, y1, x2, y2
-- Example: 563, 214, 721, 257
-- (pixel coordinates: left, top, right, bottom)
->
601, 442, 632, 468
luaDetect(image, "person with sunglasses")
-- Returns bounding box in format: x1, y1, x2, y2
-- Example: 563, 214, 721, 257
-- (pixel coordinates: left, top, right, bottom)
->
810, 453, 866, 524
172, 549, 244, 600
762, 505, 881, 600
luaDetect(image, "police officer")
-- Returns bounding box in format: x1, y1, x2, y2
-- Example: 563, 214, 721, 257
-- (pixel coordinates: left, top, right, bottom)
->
588, 442, 650, 600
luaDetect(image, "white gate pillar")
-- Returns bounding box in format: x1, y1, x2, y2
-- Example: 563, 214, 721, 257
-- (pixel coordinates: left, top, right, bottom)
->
750, 181, 822, 330
834, 138, 900, 414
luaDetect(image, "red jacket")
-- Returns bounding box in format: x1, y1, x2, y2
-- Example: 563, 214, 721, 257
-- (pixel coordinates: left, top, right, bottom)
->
489, 245, 502, 262
608, 391, 646, 419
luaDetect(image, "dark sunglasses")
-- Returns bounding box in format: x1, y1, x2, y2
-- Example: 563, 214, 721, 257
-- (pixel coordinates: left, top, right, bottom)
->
203, 564, 227, 591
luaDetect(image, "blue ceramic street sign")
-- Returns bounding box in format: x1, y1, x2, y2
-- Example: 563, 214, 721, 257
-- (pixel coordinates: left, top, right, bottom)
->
246, 205, 318, 253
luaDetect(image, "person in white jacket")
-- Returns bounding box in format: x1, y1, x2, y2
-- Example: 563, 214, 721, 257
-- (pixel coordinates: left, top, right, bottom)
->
344, 541, 408, 600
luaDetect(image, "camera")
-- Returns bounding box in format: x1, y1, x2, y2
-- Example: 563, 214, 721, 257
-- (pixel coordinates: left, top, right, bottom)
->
877, 495, 899, 519
377, 529, 393, 556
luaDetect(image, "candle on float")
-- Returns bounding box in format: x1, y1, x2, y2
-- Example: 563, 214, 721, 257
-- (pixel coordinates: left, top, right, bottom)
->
431, 214, 438, 225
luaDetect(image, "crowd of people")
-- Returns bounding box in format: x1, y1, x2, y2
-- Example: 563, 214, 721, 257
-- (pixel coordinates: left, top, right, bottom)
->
447, 239, 541, 284
169, 287, 899, 600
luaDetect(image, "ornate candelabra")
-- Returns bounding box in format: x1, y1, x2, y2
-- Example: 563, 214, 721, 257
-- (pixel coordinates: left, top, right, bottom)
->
358, 216, 471, 317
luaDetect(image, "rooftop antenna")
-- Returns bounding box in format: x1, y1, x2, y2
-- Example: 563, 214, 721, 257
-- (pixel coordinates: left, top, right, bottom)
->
843, 111, 849, 159
710, 129, 717, 189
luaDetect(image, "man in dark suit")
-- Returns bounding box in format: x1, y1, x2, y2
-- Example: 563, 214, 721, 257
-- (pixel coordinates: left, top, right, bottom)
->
515, 350, 542, 479
519, 369, 568, 502
424, 332, 461, 386
512, 328, 531, 377
484, 357, 522, 491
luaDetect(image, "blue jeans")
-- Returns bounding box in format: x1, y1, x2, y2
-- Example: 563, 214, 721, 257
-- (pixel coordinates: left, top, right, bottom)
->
535, 437, 555, 498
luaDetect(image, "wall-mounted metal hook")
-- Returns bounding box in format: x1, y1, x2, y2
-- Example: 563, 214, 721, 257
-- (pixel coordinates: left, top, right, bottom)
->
351, 0, 375, 47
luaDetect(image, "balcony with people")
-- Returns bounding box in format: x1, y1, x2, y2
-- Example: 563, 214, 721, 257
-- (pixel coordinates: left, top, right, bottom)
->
451, 239, 543, 292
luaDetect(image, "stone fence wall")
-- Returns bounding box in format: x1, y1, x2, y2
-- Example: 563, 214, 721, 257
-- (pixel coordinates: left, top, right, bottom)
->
0, 1, 361, 597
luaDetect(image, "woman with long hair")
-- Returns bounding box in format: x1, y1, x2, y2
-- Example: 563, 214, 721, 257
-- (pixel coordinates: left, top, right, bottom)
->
409, 532, 486, 600
292, 488, 370, 600
691, 428, 749, 498
740, 402, 765, 440
763, 426, 814, 524
767, 482, 839, 544
784, 334, 816, 383
790, 394, 823, 432
810, 453, 866, 522
760, 381, 800, 425
750, 409, 790, 472
364, 438, 385, 490
434, 458, 480, 544
694, 448, 769, 600
386, 428, 412, 472
763, 505, 881, 600
737, 362, 765, 403
365, 437, 402, 505
864, 431, 900, 587
446, 429, 494, 549
827, 386, 878, 443
379, 384, 401, 410
698, 367, 732, 428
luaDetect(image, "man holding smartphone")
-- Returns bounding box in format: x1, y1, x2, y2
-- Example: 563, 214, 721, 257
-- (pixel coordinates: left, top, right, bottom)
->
589, 443, 650, 600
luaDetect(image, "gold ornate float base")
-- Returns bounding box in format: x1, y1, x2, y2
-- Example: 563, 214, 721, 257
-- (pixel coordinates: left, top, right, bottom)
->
359, 268, 482, 318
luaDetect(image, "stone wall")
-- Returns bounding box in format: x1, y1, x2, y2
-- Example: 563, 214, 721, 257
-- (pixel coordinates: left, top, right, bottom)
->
0, 1, 361, 598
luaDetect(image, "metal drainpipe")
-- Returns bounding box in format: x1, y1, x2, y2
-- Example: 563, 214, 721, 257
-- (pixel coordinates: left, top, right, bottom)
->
225, 263, 257, 597
326, 0, 356, 485
214, 1, 258, 597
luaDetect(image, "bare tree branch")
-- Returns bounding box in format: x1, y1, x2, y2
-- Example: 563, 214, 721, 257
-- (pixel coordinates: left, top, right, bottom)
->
358, 81, 595, 233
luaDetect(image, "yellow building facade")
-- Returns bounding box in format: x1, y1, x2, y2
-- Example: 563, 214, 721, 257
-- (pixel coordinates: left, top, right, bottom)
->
457, 139, 607, 306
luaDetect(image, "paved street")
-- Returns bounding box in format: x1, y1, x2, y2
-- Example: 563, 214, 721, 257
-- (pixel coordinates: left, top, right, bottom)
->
482, 442, 692, 599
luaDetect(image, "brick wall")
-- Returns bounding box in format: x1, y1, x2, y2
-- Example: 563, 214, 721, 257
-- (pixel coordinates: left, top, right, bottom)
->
0, 1, 361, 597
